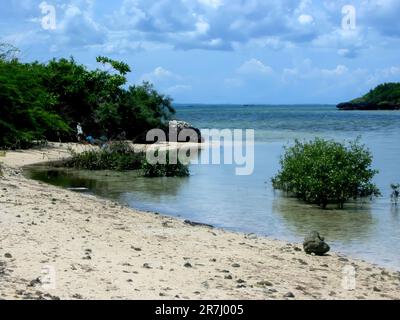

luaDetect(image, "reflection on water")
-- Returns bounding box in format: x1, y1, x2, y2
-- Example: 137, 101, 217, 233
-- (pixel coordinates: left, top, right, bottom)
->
27, 168, 188, 203
272, 193, 376, 243
391, 205, 400, 216
24, 105, 400, 270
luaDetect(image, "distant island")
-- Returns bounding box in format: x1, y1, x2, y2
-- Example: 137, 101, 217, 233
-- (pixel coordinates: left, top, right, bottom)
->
337, 83, 400, 110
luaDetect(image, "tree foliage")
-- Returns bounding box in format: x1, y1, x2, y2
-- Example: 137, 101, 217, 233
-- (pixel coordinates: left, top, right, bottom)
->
352, 82, 400, 105
272, 138, 380, 209
0, 44, 175, 148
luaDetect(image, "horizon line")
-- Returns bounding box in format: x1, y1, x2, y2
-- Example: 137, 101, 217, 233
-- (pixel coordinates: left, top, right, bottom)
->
172, 103, 338, 106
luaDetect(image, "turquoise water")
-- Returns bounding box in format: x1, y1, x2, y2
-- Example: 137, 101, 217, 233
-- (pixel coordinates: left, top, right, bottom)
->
26, 105, 400, 270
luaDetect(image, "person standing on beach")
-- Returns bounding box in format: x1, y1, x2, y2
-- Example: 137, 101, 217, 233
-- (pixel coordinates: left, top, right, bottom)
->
76, 123, 84, 142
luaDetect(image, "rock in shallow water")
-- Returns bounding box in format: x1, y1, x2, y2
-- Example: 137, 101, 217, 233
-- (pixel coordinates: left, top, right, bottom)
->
303, 231, 330, 256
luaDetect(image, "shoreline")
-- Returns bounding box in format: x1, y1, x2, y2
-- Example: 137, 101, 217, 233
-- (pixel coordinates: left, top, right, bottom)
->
1, 143, 399, 300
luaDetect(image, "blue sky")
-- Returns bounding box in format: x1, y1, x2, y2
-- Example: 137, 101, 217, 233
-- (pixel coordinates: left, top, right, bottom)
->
1, 0, 400, 104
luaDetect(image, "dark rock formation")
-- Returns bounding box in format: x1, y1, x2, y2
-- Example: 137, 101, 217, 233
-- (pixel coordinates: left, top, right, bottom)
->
168, 120, 203, 143
303, 231, 330, 256
133, 120, 203, 144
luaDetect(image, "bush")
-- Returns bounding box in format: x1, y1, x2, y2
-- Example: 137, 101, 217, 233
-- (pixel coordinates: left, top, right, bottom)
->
65, 142, 144, 171
142, 151, 190, 177
64, 143, 190, 177
272, 138, 380, 209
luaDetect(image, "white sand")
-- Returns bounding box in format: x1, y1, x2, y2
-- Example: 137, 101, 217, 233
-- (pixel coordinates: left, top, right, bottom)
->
0, 143, 399, 300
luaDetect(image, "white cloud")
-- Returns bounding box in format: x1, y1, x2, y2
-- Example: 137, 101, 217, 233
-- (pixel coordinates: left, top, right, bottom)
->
165, 84, 192, 94
320, 65, 348, 77
153, 67, 174, 78
337, 48, 356, 58
298, 14, 314, 25
242, 36, 295, 51
366, 66, 400, 85
281, 60, 350, 83
237, 58, 273, 75
195, 17, 210, 35
2, 0, 400, 56
312, 28, 366, 58
140, 67, 180, 83
198, 0, 223, 9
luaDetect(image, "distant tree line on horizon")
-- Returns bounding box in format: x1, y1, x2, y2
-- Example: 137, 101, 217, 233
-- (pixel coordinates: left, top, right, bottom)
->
351, 83, 400, 105
0, 43, 175, 149
337, 82, 400, 110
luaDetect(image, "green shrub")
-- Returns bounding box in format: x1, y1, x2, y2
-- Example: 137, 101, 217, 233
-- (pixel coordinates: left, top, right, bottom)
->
142, 151, 190, 177
64, 143, 189, 177
65, 142, 144, 171
272, 138, 380, 209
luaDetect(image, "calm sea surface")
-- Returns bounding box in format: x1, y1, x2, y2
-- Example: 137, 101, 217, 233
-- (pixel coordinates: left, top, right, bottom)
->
26, 105, 400, 270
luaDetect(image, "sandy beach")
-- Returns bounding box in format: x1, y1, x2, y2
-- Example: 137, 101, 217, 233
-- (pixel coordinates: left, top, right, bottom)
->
0, 143, 399, 300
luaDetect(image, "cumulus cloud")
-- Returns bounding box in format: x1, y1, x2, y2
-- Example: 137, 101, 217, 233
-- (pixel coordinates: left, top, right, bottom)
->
282, 59, 350, 82
320, 65, 348, 77
138, 66, 191, 98
54, 3, 107, 47
197, 0, 223, 9
237, 58, 273, 75
298, 14, 314, 25
312, 28, 366, 58
165, 84, 192, 94
359, 0, 400, 38
3, 0, 400, 56
0, 0, 108, 51
140, 66, 180, 83
107, 0, 328, 51
337, 48, 357, 58
365, 65, 400, 86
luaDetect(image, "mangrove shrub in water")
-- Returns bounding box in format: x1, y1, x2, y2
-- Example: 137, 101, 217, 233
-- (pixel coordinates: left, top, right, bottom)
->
142, 151, 190, 177
65, 143, 190, 177
65, 142, 144, 171
272, 138, 380, 209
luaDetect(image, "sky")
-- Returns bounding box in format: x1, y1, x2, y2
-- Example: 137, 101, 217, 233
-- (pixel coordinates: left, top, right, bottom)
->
1, 0, 399, 104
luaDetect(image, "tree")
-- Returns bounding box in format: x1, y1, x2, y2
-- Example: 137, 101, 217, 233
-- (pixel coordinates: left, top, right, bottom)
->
117, 82, 175, 141
0, 59, 70, 148
352, 82, 400, 105
272, 138, 380, 209
0, 48, 176, 148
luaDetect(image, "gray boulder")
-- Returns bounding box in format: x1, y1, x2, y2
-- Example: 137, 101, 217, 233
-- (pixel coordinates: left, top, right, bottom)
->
303, 231, 330, 256
169, 120, 203, 143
